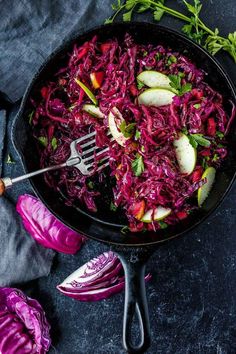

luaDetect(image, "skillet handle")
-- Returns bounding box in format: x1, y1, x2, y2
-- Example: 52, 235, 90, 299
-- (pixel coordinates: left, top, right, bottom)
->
115, 249, 153, 354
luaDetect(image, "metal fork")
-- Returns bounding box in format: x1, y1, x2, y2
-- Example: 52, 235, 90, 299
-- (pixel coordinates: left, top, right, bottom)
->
0, 130, 113, 195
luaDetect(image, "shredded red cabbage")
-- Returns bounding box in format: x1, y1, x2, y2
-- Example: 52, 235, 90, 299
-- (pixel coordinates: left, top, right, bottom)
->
30, 34, 235, 232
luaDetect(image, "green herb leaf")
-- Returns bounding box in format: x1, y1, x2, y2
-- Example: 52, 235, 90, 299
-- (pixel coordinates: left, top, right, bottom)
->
132, 154, 145, 177
137, 79, 145, 90
190, 134, 211, 147
168, 74, 181, 91
182, 24, 193, 36
135, 130, 141, 140
216, 131, 224, 139
119, 121, 136, 138
155, 52, 162, 61
87, 181, 94, 189
28, 110, 34, 125
188, 134, 198, 148
137, 3, 150, 13
180, 83, 192, 95
51, 137, 58, 150
153, 8, 164, 21
168, 74, 191, 95
38, 136, 48, 147
193, 103, 201, 109
143, 50, 148, 57
110, 201, 118, 211
159, 221, 168, 229
125, 0, 136, 10
212, 154, 219, 162
182, 127, 188, 135
104, 18, 113, 24
167, 55, 177, 65
6, 154, 15, 164
123, 10, 132, 21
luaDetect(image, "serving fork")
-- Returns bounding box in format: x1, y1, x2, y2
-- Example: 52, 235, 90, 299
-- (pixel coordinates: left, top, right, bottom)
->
0, 130, 112, 196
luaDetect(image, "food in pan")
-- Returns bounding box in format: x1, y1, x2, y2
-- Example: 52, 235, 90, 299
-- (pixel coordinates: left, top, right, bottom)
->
29, 34, 235, 232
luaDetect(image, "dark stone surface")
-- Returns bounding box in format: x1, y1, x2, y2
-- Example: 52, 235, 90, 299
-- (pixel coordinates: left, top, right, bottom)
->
1, 0, 236, 353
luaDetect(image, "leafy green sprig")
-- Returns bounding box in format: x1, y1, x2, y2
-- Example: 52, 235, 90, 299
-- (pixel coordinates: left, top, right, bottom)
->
105, 0, 236, 63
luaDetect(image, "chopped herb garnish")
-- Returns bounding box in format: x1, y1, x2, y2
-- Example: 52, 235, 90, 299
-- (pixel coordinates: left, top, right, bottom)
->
167, 55, 177, 65
137, 79, 145, 90
135, 130, 141, 140
132, 154, 145, 177
193, 103, 201, 109
159, 221, 168, 229
182, 127, 188, 135
38, 136, 48, 147
168, 74, 192, 96
87, 181, 94, 189
28, 110, 34, 125
6, 154, 15, 164
51, 137, 57, 151
188, 135, 198, 148
110, 201, 118, 211
212, 154, 219, 162
119, 121, 136, 138
201, 157, 209, 169
141, 146, 145, 152
216, 131, 224, 139
189, 134, 211, 147
155, 53, 162, 61
143, 50, 148, 56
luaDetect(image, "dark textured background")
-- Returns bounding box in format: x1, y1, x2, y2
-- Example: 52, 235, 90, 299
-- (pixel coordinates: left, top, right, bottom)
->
1, 0, 236, 353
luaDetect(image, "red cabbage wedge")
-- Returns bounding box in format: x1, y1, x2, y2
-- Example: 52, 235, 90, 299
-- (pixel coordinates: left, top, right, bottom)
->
57, 251, 151, 301
16, 194, 85, 254
0, 287, 51, 354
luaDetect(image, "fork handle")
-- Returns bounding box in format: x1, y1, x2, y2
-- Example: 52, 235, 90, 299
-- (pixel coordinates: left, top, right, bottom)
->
0, 157, 80, 196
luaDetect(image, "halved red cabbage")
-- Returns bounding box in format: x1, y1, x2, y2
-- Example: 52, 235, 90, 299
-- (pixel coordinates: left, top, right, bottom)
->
0, 287, 51, 354
16, 194, 86, 254
57, 251, 151, 301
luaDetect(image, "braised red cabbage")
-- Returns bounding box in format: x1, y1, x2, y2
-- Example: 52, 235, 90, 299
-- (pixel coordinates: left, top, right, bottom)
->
16, 194, 85, 254
30, 34, 235, 232
0, 287, 51, 353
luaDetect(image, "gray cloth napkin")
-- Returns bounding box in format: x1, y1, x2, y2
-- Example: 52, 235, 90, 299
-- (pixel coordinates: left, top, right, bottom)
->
0, 103, 55, 287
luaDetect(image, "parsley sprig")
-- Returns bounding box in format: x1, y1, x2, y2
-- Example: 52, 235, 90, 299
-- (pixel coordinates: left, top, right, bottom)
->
168, 74, 192, 96
119, 121, 136, 138
105, 0, 236, 63
132, 153, 145, 176
188, 134, 211, 148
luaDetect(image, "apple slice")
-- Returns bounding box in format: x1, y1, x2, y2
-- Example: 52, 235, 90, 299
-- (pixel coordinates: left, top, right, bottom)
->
141, 206, 171, 223
137, 71, 171, 89
173, 133, 197, 175
83, 104, 104, 119
198, 167, 216, 207
138, 88, 175, 107
108, 108, 128, 146
74, 78, 98, 105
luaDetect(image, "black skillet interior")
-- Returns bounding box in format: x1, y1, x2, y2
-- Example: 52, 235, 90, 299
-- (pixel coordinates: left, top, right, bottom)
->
12, 22, 236, 246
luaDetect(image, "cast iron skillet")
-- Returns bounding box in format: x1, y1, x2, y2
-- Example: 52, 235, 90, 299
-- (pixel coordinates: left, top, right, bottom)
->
9, 23, 236, 353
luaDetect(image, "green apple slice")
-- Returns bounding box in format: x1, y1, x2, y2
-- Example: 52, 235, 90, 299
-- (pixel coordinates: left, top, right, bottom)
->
173, 133, 197, 175
137, 70, 171, 89
138, 88, 175, 107
83, 104, 104, 118
141, 206, 171, 223
75, 78, 98, 105
198, 167, 216, 207
108, 108, 128, 146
